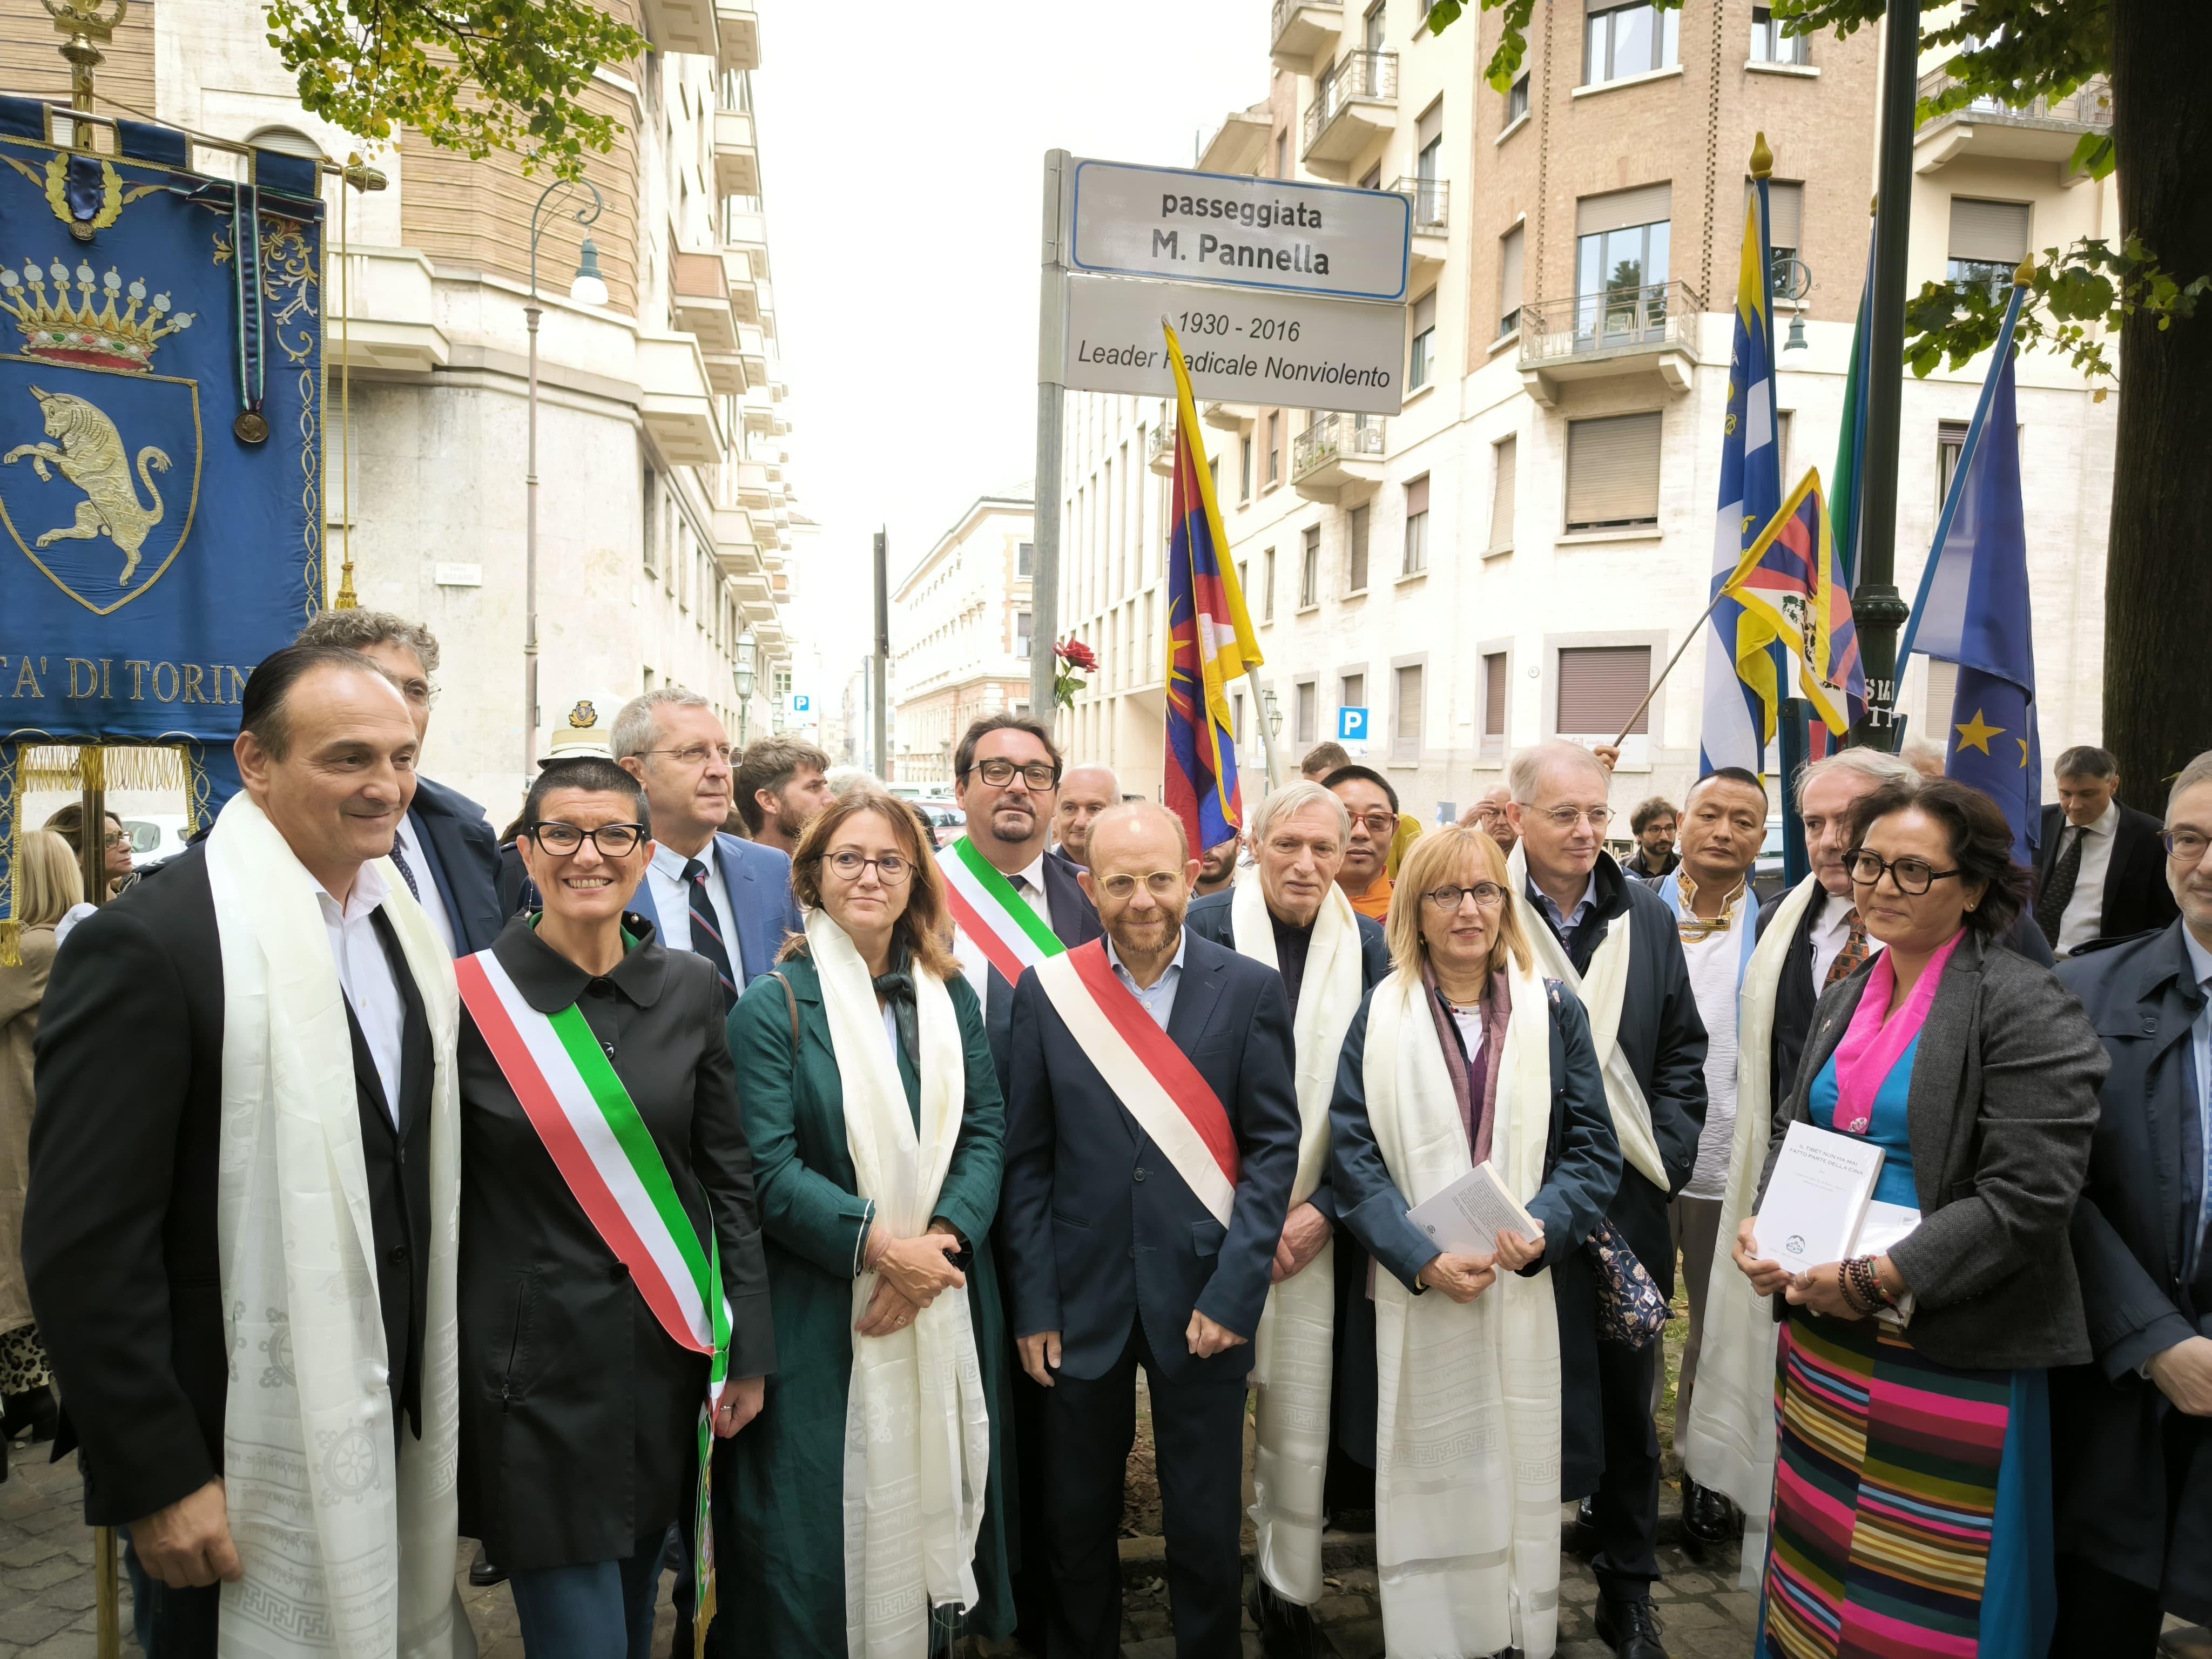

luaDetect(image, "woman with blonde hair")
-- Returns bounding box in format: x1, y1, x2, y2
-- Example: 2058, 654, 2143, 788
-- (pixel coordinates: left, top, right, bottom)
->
1330, 824, 1619, 1657
1, 832, 84, 1447
721, 787, 1015, 1656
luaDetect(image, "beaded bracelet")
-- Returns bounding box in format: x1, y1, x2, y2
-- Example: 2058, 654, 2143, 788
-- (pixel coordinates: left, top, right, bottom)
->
1844, 1255, 1893, 1315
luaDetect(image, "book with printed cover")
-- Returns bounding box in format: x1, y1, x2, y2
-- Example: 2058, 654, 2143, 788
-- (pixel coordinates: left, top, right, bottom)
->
1406, 1162, 1543, 1258
1752, 1121, 1885, 1277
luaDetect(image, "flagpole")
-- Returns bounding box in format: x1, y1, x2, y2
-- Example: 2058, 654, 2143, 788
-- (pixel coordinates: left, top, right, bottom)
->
1614, 585, 1741, 748
1244, 663, 1285, 790
1894, 264, 2032, 666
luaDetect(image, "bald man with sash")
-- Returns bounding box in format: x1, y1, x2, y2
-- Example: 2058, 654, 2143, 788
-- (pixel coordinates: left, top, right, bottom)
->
1185, 783, 1389, 1656
1002, 802, 1300, 1659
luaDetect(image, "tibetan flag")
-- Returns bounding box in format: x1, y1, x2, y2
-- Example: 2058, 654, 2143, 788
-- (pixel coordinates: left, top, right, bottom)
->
1697, 159, 1785, 775
1721, 467, 1866, 743
1161, 318, 1263, 858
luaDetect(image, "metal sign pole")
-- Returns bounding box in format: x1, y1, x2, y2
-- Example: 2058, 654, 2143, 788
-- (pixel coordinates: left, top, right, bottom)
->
872, 528, 889, 779
1029, 150, 1069, 726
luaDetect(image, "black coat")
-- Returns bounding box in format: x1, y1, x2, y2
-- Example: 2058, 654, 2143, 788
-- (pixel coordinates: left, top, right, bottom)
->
2051, 921, 2212, 1623
1327, 979, 1622, 1495
2038, 801, 2181, 950
1183, 889, 1392, 1468
456, 917, 775, 1569
1001, 932, 1301, 1384
409, 774, 504, 955
1524, 853, 1708, 1299
23, 845, 434, 1526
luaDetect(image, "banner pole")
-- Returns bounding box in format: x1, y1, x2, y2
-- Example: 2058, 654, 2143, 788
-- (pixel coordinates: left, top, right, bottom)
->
1614, 589, 1734, 748
1244, 663, 1284, 791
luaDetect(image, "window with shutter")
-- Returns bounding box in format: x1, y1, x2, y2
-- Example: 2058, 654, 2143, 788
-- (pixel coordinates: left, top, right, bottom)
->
1766, 180, 1803, 257
1489, 435, 1518, 551
1947, 197, 2029, 290
1296, 679, 1317, 744
1262, 547, 1277, 621
1341, 672, 1365, 719
1402, 474, 1430, 575
1556, 645, 1654, 735
1924, 659, 1959, 737
1564, 413, 1661, 530
1300, 525, 1320, 607
1483, 653, 1508, 738
1937, 419, 1970, 512
1347, 505, 1371, 592
1394, 665, 1424, 760
1576, 181, 1673, 237
1410, 289, 1438, 389
1499, 225, 1525, 335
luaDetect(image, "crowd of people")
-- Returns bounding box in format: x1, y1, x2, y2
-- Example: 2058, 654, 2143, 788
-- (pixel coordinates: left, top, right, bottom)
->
0, 604, 2205, 1659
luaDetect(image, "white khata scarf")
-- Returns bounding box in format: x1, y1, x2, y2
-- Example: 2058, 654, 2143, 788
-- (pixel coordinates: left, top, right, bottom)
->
1680, 869, 1822, 1590
1234, 870, 1365, 1608
1506, 844, 1667, 1189
1363, 959, 1561, 1659
206, 794, 471, 1659
808, 909, 992, 1659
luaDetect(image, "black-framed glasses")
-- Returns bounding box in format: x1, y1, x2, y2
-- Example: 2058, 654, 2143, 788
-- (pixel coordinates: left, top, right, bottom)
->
823, 850, 912, 883
2162, 828, 2211, 863
1846, 848, 1961, 895
1421, 882, 1507, 912
529, 821, 648, 857
973, 758, 1058, 790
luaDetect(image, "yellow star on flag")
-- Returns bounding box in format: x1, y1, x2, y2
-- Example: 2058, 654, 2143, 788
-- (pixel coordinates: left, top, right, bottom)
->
2017, 737, 2031, 769
1954, 709, 2004, 755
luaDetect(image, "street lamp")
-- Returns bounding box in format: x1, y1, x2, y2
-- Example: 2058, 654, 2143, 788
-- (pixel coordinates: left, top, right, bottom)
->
734, 628, 759, 746
1263, 687, 1283, 738
1775, 254, 1813, 352
523, 174, 604, 785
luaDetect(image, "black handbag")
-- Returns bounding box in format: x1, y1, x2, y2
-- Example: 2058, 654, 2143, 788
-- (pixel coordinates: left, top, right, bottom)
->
1585, 1219, 1670, 1348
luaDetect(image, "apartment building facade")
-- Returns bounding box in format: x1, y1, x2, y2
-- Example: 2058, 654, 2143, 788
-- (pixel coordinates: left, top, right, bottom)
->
1056, 0, 2117, 824
5, 0, 804, 817
889, 493, 1037, 787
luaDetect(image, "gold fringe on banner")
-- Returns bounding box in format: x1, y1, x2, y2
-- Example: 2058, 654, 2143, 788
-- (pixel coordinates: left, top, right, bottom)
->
16, 744, 190, 794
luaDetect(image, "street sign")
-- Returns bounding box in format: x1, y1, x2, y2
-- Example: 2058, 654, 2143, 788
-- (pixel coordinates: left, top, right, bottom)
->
791, 692, 812, 714
1337, 706, 1370, 743
1068, 158, 1410, 304
1063, 275, 1406, 416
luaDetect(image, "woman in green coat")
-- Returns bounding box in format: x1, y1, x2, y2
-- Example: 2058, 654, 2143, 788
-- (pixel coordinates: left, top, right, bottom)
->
721, 788, 1016, 1657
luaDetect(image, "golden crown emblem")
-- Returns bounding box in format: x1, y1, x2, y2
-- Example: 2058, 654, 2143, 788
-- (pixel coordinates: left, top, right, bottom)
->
0, 258, 193, 375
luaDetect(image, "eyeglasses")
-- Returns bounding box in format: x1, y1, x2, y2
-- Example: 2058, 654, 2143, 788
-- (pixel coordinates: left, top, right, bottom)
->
649, 743, 734, 767
1421, 882, 1507, 912
1348, 811, 1399, 837
1846, 848, 1961, 895
1095, 870, 1185, 900
390, 676, 438, 707
822, 851, 912, 883
1535, 805, 1613, 832
2162, 828, 2211, 862
529, 821, 648, 857
972, 758, 1058, 790
102, 829, 131, 850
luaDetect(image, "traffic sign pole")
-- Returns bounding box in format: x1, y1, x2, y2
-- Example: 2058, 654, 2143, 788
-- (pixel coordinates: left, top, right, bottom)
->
1030, 150, 1070, 726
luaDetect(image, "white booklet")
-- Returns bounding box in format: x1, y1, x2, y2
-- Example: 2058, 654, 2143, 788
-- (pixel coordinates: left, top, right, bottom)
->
1752, 1121, 1886, 1278
1855, 1199, 1921, 1328
1406, 1162, 1543, 1258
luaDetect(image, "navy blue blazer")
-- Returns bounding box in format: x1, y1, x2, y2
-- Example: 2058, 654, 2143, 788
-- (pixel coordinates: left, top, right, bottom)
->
1000, 930, 1301, 1385
618, 832, 802, 983
407, 774, 503, 955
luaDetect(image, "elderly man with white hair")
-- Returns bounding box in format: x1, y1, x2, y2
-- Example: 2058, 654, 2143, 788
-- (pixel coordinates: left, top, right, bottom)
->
1185, 783, 1391, 1655
1506, 740, 1706, 1659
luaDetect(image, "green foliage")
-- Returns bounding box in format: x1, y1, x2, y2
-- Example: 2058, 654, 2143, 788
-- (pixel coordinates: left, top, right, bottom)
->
1904, 239, 2210, 385
262, 0, 645, 181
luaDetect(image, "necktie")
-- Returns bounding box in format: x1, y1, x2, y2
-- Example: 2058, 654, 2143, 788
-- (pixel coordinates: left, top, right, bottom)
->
2035, 826, 2085, 948
1825, 906, 1871, 988
683, 858, 739, 1011
389, 836, 422, 904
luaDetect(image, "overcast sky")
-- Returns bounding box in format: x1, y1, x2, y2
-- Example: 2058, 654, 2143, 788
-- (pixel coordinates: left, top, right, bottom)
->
751, 4, 1269, 688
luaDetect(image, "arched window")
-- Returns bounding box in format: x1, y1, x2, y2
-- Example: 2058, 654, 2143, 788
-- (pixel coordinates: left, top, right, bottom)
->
246, 125, 323, 161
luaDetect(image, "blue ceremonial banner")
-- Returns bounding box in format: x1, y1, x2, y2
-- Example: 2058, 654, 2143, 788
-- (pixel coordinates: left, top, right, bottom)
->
0, 101, 324, 936
1698, 154, 1784, 776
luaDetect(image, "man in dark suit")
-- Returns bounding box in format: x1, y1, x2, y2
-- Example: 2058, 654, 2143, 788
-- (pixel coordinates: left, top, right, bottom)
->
2036, 744, 2181, 956
2050, 751, 2212, 1654
1508, 741, 1705, 1659
24, 646, 450, 1658
1003, 801, 1300, 1659
296, 611, 504, 956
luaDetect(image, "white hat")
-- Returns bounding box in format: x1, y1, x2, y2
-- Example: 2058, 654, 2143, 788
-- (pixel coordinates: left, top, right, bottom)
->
540, 697, 615, 766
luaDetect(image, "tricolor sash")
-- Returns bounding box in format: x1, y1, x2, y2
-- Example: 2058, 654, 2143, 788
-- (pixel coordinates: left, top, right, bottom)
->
456, 946, 732, 1656
939, 837, 1064, 987
1032, 939, 1239, 1228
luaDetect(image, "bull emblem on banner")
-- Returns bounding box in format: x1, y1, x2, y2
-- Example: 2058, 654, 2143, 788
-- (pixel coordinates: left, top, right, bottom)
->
5, 386, 172, 583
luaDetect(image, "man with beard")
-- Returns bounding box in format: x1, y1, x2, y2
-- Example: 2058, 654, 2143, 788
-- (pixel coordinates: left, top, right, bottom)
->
1506, 741, 1705, 1659
1193, 832, 1240, 897
733, 736, 833, 859
1624, 798, 1680, 881
1051, 763, 1120, 868
1186, 783, 1390, 1656
940, 714, 1103, 1648
1002, 801, 1299, 1659
1324, 766, 1400, 923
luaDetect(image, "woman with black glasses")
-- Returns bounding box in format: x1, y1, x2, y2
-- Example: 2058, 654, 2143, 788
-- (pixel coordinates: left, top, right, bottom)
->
1734, 774, 2106, 1659
453, 758, 777, 1658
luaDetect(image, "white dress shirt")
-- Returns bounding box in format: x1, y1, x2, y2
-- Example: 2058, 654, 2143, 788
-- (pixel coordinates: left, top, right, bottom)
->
1678, 886, 1748, 1202
1808, 888, 1878, 993
1010, 852, 1055, 934
392, 810, 456, 959
2055, 800, 2122, 956
321, 861, 405, 1124
953, 844, 1055, 1000
647, 839, 745, 989
1106, 930, 1186, 1030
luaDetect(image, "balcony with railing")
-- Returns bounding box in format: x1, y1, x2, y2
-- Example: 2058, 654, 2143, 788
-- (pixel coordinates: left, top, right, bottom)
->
713, 108, 759, 198
1301, 51, 1397, 177
1148, 422, 1176, 477
1391, 174, 1447, 274
1913, 69, 2113, 172
1516, 280, 1700, 404
1270, 0, 1343, 69
1291, 413, 1385, 500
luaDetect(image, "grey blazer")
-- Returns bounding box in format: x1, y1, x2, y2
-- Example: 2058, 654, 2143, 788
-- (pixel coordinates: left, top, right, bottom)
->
1757, 927, 2108, 1372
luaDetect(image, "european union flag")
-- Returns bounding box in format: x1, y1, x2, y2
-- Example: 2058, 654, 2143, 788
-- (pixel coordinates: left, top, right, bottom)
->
1911, 345, 2041, 861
